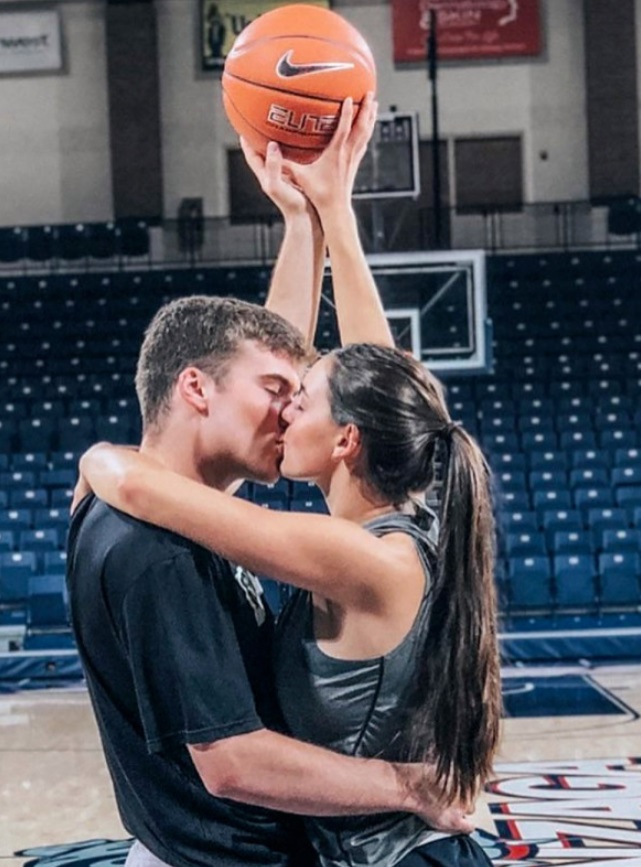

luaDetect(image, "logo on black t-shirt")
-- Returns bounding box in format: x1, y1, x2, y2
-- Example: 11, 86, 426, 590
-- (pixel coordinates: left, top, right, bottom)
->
233, 566, 266, 626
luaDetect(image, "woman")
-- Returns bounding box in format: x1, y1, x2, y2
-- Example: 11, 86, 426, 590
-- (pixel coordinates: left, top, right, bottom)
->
76, 100, 501, 867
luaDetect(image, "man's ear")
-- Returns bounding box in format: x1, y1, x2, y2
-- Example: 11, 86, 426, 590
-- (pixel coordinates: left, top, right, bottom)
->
175, 367, 212, 415
333, 423, 362, 463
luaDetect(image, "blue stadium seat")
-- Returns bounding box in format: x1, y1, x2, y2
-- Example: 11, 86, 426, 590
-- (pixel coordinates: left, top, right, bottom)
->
50, 451, 80, 469
40, 469, 76, 489
9, 488, 48, 509
586, 507, 628, 536
569, 468, 609, 488
0, 470, 36, 489
518, 397, 554, 415
290, 498, 329, 515
496, 471, 527, 492
489, 452, 527, 472
613, 448, 641, 468
43, 551, 68, 574
570, 449, 609, 471
519, 415, 555, 434
498, 510, 539, 535
522, 431, 559, 452
574, 486, 614, 513
542, 509, 583, 545
612, 466, 641, 487
549, 380, 586, 399
557, 412, 592, 433
498, 490, 531, 512
594, 410, 631, 431
482, 432, 520, 453
0, 551, 37, 581
0, 226, 25, 262
253, 491, 287, 510
533, 489, 572, 514
554, 554, 597, 609
34, 508, 69, 532
598, 553, 641, 607
529, 470, 567, 491
552, 530, 592, 556
0, 509, 33, 531
507, 556, 553, 610
18, 417, 56, 452
599, 429, 638, 450
12, 452, 47, 472
601, 528, 641, 554
529, 451, 567, 471
23, 574, 74, 650
615, 486, 641, 519
50, 488, 73, 508
19, 528, 60, 552
0, 530, 15, 552
560, 430, 597, 450
57, 417, 95, 451
26, 225, 54, 261
505, 532, 547, 558
94, 415, 132, 443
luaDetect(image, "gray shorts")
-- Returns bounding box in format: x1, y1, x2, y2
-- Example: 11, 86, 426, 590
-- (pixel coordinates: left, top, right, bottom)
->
125, 840, 174, 867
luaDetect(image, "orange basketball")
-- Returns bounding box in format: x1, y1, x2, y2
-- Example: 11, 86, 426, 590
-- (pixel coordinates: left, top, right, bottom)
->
222, 4, 376, 164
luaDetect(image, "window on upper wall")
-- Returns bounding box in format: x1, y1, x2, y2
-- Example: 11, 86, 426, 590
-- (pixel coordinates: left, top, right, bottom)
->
454, 136, 523, 213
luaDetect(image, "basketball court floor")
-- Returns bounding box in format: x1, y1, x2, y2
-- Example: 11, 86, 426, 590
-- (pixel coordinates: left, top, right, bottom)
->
2, 663, 640, 866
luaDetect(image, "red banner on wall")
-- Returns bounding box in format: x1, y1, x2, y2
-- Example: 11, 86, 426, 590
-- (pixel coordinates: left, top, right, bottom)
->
392, 0, 541, 63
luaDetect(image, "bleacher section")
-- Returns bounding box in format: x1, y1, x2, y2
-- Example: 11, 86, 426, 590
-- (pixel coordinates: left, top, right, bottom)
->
0, 250, 640, 667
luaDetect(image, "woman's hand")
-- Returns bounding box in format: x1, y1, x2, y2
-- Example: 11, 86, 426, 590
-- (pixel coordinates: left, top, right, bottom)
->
282, 92, 378, 215
240, 137, 311, 221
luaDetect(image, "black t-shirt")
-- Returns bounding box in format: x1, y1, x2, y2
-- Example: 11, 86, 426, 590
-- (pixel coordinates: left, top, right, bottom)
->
66, 495, 308, 867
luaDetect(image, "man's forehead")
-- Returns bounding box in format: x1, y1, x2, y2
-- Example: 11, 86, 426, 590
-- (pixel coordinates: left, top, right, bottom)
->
236, 341, 301, 387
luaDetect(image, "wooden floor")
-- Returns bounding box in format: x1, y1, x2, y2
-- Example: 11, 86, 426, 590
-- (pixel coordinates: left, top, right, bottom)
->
2, 664, 641, 866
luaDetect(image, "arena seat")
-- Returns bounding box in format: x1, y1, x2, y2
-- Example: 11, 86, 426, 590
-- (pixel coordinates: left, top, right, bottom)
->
598, 552, 641, 607
507, 556, 553, 610
554, 554, 597, 609
22, 573, 73, 650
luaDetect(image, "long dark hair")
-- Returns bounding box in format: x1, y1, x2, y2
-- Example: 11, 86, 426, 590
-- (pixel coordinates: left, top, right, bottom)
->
327, 343, 501, 804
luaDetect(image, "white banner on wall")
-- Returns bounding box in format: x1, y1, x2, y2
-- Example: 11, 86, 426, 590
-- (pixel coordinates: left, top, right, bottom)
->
0, 10, 62, 73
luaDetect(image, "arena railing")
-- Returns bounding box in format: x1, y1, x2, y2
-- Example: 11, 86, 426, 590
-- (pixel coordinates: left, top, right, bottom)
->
1, 198, 640, 273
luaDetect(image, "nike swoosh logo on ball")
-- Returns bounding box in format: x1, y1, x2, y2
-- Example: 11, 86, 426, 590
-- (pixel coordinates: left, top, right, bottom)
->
276, 50, 355, 78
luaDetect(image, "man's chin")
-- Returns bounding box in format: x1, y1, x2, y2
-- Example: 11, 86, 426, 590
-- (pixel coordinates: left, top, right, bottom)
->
250, 461, 281, 485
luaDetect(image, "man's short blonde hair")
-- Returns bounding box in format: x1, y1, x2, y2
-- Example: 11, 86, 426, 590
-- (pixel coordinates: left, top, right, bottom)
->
135, 295, 307, 429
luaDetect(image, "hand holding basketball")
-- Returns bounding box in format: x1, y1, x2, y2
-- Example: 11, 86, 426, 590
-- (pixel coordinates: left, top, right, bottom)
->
281, 91, 379, 212
240, 137, 308, 219
222, 4, 376, 164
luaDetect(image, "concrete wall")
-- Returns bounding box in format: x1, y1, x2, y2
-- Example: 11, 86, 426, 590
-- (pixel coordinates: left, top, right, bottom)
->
0, 0, 111, 226
0, 0, 604, 224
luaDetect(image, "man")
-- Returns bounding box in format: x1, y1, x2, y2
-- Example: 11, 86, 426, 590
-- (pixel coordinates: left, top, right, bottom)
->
67, 103, 471, 867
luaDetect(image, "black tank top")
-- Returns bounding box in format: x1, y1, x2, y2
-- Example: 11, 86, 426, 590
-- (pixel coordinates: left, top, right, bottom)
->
274, 509, 452, 867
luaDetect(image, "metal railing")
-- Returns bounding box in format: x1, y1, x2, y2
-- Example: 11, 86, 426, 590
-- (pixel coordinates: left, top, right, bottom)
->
1, 198, 641, 274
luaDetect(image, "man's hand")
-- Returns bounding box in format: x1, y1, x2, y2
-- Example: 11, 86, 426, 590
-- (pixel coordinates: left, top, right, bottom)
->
398, 764, 475, 834
240, 137, 311, 220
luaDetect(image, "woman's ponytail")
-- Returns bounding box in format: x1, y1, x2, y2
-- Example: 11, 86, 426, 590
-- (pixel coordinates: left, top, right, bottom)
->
405, 425, 502, 804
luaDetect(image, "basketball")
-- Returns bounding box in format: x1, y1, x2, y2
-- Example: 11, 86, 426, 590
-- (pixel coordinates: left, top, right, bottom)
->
222, 4, 376, 164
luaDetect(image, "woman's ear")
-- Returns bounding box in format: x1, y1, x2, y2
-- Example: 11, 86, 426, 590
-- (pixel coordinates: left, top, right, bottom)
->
176, 367, 211, 415
333, 422, 362, 462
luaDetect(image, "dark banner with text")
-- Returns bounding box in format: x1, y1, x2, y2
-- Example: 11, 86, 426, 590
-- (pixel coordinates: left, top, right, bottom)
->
392, 0, 541, 63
